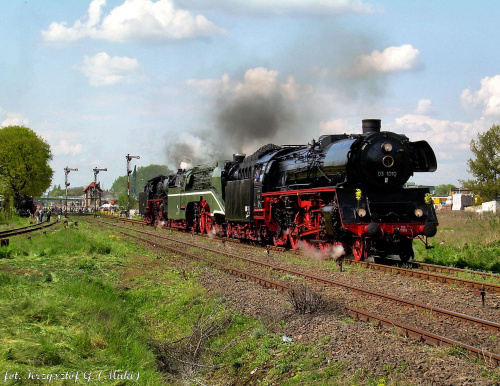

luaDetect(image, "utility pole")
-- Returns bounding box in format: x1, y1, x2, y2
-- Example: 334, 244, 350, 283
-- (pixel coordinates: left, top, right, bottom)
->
93, 167, 107, 217
64, 166, 78, 218
126, 154, 140, 218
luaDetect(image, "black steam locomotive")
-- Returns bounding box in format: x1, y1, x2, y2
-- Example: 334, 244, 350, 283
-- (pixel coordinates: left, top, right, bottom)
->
139, 119, 438, 261
15, 195, 36, 217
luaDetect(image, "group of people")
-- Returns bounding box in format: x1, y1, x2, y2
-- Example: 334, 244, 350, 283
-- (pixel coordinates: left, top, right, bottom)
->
32, 206, 63, 223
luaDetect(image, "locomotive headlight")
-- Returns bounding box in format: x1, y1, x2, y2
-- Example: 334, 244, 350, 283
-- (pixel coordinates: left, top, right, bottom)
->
382, 142, 393, 152
414, 208, 424, 217
357, 208, 367, 217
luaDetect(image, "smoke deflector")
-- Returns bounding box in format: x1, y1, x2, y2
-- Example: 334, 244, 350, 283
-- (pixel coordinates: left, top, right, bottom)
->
411, 141, 437, 172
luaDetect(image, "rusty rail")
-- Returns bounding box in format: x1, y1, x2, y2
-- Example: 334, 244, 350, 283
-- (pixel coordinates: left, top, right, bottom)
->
103, 221, 500, 332
103, 222, 500, 367
345, 260, 500, 294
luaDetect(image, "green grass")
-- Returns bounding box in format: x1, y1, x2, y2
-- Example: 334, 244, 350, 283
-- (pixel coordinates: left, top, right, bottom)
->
1, 216, 497, 385
0, 211, 31, 230
0, 224, 164, 384
414, 211, 500, 273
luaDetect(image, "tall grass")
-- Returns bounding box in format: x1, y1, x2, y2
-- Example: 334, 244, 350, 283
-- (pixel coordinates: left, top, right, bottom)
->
0, 211, 30, 231
0, 225, 164, 384
415, 210, 500, 272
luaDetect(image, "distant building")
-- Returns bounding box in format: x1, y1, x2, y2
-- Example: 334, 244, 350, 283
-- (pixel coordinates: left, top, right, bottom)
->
37, 196, 84, 208
84, 182, 103, 209
452, 193, 474, 210
450, 188, 473, 196
482, 200, 500, 214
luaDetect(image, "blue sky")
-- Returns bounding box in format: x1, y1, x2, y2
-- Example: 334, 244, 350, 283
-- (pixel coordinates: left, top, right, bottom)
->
1, 0, 499, 190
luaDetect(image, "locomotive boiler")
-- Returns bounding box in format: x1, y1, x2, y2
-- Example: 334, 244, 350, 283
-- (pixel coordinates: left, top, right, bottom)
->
139, 119, 438, 261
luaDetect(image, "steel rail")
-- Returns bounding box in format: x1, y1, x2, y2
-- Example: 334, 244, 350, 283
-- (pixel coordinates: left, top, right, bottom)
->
106, 224, 500, 367
411, 261, 500, 280
113, 216, 500, 289
346, 308, 500, 367
345, 260, 500, 293
0, 221, 57, 238
103, 220, 500, 332
119, 231, 287, 292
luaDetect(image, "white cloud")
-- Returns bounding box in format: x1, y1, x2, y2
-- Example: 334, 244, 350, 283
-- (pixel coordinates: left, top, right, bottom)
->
388, 114, 493, 162
349, 44, 420, 76
319, 119, 357, 135
74, 52, 141, 86
461, 75, 500, 116
186, 77, 227, 96
387, 115, 497, 185
34, 130, 84, 156
177, 0, 375, 16
52, 140, 83, 155
414, 99, 435, 116
41, 0, 226, 43
0, 108, 30, 127
188, 67, 308, 100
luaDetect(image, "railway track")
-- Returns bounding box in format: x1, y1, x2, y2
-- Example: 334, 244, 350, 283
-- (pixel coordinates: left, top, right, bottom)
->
99, 219, 500, 366
0, 221, 57, 243
371, 257, 500, 280
111, 216, 500, 294
343, 259, 500, 294
412, 261, 500, 280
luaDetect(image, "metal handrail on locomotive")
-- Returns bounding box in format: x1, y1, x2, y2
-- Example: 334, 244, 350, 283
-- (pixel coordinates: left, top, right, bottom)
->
139, 119, 438, 261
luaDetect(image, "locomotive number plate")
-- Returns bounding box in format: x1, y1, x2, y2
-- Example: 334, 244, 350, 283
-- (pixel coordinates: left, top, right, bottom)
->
378, 171, 397, 177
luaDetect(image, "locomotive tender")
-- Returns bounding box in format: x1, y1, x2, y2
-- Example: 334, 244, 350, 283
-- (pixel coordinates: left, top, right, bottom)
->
139, 119, 438, 261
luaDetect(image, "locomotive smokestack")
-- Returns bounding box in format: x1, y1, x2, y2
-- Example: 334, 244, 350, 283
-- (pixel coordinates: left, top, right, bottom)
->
233, 154, 246, 163
362, 119, 381, 134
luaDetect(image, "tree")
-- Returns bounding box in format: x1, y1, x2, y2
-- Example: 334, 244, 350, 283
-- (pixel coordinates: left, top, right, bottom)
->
110, 164, 173, 198
117, 194, 136, 208
48, 184, 65, 196
460, 124, 500, 200
434, 184, 457, 196
0, 126, 53, 201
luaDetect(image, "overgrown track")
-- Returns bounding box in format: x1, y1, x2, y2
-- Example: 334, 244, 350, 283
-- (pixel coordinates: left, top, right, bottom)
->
0, 221, 57, 240
98, 219, 500, 366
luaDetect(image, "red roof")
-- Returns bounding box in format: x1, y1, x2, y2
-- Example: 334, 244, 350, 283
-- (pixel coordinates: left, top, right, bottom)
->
83, 182, 103, 192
